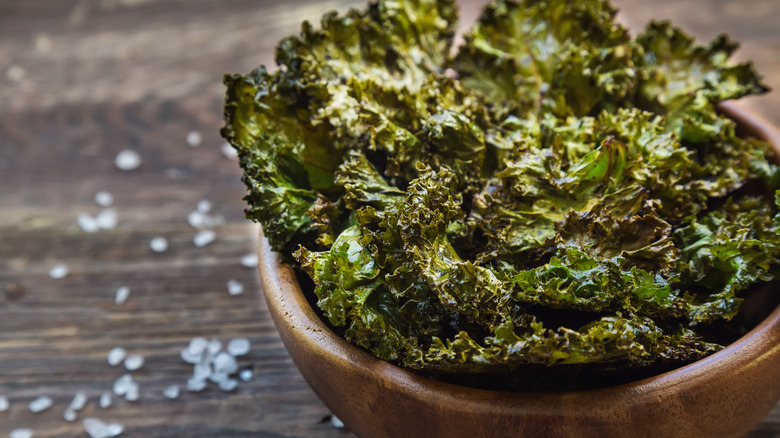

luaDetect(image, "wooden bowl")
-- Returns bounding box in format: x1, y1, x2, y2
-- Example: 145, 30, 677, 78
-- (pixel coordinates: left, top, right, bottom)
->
258, 101, 780, 438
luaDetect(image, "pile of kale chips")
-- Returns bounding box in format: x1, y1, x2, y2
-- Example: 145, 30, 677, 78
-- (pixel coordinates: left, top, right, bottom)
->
222, 0, 780, 389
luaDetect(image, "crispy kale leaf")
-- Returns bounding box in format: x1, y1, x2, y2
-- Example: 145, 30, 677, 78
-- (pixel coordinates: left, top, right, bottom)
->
225, 0, 778, 382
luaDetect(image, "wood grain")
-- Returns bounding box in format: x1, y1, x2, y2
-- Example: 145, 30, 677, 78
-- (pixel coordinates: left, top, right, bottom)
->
0, 0, 777, 437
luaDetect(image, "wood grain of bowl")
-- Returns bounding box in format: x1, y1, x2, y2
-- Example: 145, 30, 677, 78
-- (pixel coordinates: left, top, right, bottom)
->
258, 101, 780, 438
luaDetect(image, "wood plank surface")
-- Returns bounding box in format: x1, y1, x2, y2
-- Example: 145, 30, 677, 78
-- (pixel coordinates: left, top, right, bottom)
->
0, 0, 778, 437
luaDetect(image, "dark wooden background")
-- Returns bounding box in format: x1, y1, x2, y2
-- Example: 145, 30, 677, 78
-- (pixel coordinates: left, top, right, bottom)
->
0, 0, 778, 437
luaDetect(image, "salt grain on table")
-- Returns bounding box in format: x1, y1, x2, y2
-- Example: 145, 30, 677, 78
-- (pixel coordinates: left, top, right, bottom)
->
115, 286, 130, 305
64, 407, 77, 422
240, 253, 258, 268
78, 213, 99, 233
186, 376, 207, 393
193, 361, 211, 381
114, 149, 141, 171
227, 338, 250, 357
185, 131, 202, 147
70, 391, 88, 411
9, 428, 33, 438
213, 352, 238, 375
331, 415, 345, 429
113, 374, 134, 396
125, 383, 139, 402
99, 392, 112, 409
207, 339, 222, 356
83, 417, 124, 438
196, 199, 212, 213
0, 394, 9, 412
218, 378, 238, 392
28, 396, 52, 413
94, 191, 113, 207
187, 337, 207, 356
220, 142, 238, 159
49, 263, 69, 279
163, 385, 180, 400
95, 208, 117, 230
124, 354, 144, 371
227, 279, 243, 296
107, 347, 127, 366
193, 230, 216, 247
149, 236, 168, 253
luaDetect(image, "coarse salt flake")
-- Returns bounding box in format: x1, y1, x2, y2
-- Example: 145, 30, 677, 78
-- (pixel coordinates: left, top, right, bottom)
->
193, 230, 216, 248
113, 374, 134, 396
196, 199, 212, 214
218, 378, 238, 392
114, 149, 141, 171
107, 347, 127, 366
331, 415, 345, 429
49, 264, 69, 279
186, 377, 207, 393
77, 213, 99, 233
94, 191, 113, 207
185, 131, 202, 147
226, 338, 250, 357
239, 369, 253, 382
70, 391, 88, 411
124, 354, 144, 371
28, 396, 53, 413
240, 253, 258, 268
227, 279, 243, 296
163, 385, 180, 400
213, 352, 238, 375
115, 286, 130, 305
220, 142, 238, 159
0, 394, 9, 412
99, 392, 112, 409
95, 208, 117, 230
10, 429, 33, 438
149, 236, 168, 253
64, 407, 77, 422
83, 417, 123, 438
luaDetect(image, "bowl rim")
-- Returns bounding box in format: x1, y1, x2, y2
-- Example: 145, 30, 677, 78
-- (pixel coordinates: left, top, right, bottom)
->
258, 100, 780, 407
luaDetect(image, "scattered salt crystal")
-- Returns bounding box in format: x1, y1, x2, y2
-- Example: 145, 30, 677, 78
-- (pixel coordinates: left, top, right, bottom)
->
113, 374, 133, 396
99, 392, 112, 409
0, 394, 9, 412
187, 337, 208, 356
49, 264, 69, 279
125, 383, 139, 402
185, 131, 202, 147
105, 423, 124, 437
187, 211, 205, 228
213, 352, 238, 375
240, 253, 258, 268
180, 348, 201, 364
226, 338, 250, 357
331, 415, 345, 429
107, 347, 127, 366
94, 191, 113, 207
64, 407, 77, 422
193, 230, 216, 248
83, 417, 123, 438
95, 209, 117, 230
70, 391, 88, 411
206, 339, 222, 356
186, 377, 207, 392
227, 279, 243, 296
6, 65, 25, 83
196, 199, 212, 214
9, 428, 33, 438
124, 354, 144, 371
192, 361, 211, 381
208, 371, 228, 384
218, 378, 238, 392
239, 369, 253, 382
163, 385, 180, 400
28, 396, 52, 413
77, 213, 99, 233
149, 237, 168, 253
115, 149, 141, 171
220, 142, 238, 159
115, 286, 130, 305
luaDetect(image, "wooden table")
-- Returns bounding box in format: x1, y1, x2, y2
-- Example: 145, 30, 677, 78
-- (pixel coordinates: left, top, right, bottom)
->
1, 0, 778, 436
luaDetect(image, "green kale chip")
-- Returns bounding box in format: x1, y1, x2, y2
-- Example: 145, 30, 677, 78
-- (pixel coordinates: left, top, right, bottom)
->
223, 0, 777, 385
